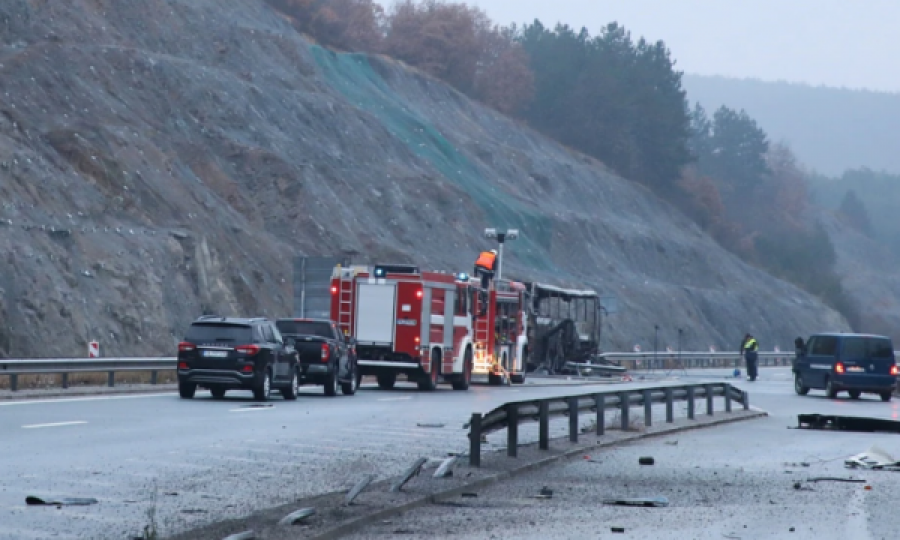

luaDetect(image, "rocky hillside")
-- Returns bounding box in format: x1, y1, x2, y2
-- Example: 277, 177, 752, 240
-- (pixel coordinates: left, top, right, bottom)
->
0, 0, 848, 359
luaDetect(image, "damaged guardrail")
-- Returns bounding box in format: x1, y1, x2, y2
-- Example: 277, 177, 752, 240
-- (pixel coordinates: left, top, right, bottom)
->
0, 357, 176, 391
466, 382, 748, 466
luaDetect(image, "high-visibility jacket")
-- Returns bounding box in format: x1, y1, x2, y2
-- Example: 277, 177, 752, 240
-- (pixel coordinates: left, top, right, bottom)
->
475, 251, 496, 271
743, 338, 758, 352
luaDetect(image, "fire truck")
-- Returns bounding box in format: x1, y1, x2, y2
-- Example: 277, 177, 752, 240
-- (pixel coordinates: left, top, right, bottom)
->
329, 263, 531, 390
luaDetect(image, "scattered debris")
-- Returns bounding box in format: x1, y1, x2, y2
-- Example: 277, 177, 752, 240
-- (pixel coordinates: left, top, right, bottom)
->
416, 422, 446, 428
603, 496, 669, 507
164, 492, 178, 496
26, 496, 98, 506
722, 534, 741, 539
789, 527, 795, 532
797, 414, 900, 433
180, 508, 207, 514
345, 474, 375, 506
792, 482, 815, 491
639, 456, 655, 465
461, 492, 478, 498
845, 446, 900, 470
243, 404, 273, 409
807, 477, 866, 484
278, 507, 316, 526
665, 440, 679, 446
222, 531, 255, 540
390, 457, 428, 493
611, 526, 626, 533
533, 486, 553, 499
783, 462, 810, 468
433, 456, 458, 478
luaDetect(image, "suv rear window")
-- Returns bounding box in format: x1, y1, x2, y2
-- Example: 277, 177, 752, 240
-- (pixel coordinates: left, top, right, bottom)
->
276, 320, 333, 338
186, 323, 253, 343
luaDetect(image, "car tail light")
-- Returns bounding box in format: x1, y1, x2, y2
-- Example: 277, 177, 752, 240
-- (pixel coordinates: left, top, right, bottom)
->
891, 365, 898, 376
241, 365, 254, 373
178, 361, 188, 370
321, 343, 330, 362
235, 344, 260, 356
178, 341, 195, 352
835, 362, 845, 374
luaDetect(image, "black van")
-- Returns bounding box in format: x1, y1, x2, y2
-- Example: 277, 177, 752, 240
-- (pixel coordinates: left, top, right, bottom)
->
793, 333, 898, 401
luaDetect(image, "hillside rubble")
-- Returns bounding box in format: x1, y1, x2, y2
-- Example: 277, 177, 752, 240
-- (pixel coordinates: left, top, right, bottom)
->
0, 0, 848, 359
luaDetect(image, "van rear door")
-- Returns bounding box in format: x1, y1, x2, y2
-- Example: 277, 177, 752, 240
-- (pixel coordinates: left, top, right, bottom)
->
840, 336, 895, 378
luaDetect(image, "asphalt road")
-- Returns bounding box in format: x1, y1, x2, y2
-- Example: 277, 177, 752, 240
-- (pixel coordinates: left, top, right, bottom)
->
0, 376, 667, 540
346, 367, 900, 540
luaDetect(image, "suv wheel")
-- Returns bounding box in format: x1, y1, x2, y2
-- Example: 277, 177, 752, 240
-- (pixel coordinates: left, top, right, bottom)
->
881, 391, 893, 402
282, 369, 299, 401
793, 374, 809, 396
377, 372, 396, 390
341, 359, 358, 396
253, 370, 271, 402
324, 365, 339, 397
179, 382, 196, 399
848, 390, 861, 399
825, 377, 838, 399
210, 387, 226, 399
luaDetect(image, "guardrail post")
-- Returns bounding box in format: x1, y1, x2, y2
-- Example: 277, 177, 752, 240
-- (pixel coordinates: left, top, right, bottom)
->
107, 371, 115, 387
61, 373, 68, 389
469, 413, 482, 467
507, 404, 519, 458
151, 371, 158, 385
595, 394, 605, 436
10, 374, 17, 392
539, 401, 550, 450
568, 397, 578, 443
686, 386, 695, 420
643, 389, 652, 427
619, 392, 629, 431
742, 390, 750, 411
665, 388, 674, 423
705, 384, 714, 415
724, 383, 732, 412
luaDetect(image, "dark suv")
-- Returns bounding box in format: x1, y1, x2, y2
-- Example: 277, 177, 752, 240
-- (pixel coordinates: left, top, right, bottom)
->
275, 318, 359, 397
177, 316, 299, 401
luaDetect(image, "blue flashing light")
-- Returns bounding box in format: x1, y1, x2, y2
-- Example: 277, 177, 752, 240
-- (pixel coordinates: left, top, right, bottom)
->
457, 272, 470, 282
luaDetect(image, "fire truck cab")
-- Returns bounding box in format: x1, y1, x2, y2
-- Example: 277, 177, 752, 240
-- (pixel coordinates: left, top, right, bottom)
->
331, 263, 475, 391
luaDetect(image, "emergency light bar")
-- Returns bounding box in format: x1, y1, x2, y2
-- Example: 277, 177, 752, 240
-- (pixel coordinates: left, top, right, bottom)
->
456, 272, 470, 282
373, 264, 420, 277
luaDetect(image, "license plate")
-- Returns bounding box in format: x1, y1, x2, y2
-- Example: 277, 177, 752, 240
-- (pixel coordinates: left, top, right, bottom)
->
848, 366, 865, 372
203, 350, 228, 358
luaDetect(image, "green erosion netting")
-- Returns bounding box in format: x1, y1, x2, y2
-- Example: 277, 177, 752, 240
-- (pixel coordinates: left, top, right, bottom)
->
309, 47, 555, 272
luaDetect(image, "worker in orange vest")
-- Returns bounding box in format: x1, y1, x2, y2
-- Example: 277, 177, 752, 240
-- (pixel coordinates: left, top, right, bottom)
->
474, 249, 497, 290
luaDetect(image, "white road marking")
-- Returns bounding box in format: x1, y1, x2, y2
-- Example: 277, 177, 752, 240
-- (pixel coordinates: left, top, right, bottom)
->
377, 396, 412, 401
22, 421, 87, 429
229, 406, 275, 412
0, 393, 173, 407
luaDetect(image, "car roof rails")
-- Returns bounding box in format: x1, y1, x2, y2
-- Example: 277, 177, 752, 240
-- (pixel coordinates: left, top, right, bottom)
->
196, 315, 221, 321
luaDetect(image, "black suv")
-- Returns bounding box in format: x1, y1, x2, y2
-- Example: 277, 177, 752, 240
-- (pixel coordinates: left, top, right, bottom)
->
177, 316, 299, 401
275, 318, 359, 397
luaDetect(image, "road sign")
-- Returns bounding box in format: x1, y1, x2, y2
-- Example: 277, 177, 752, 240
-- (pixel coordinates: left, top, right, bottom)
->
88, 341, 99, 358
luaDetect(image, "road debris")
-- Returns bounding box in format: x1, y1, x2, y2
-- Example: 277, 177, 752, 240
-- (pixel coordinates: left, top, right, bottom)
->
806, 477, 866, 483
797, 414, 900, 433
416, 423, 445, 428
611, 526, 626, 533
277, 507, 316, 526
603, 496, 669, 507
222, 531, 255, 540
345, 474, 375, 506
390, 457, 427, 492
665, 440, 679, 446
638, 456, 655, 465
433, 456, 458, 478
533, 486, 553, 499
845, 445, 900, 470
461, 492, 478, 498
26, 496, 98, 506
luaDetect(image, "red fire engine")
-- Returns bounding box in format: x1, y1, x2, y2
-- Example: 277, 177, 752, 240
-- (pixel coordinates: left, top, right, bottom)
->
329, 263, 529, 391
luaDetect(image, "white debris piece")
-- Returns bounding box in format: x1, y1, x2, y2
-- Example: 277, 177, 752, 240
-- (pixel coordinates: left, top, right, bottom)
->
845, 445, 900, 470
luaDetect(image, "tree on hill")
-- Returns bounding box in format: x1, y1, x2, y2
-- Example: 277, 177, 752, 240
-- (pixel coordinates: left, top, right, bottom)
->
838, 190, 874, 237
264, 0, 383, 52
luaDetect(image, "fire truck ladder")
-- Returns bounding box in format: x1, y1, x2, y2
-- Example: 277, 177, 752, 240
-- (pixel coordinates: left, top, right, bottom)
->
336, 271, 354, 334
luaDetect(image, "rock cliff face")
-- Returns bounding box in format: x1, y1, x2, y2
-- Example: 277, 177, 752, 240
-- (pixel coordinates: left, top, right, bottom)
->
0, 0, 847, 358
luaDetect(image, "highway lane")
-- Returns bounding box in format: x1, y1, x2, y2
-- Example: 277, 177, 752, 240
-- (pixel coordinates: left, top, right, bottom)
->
347, 368, 900, 540
0, 377, 682, 540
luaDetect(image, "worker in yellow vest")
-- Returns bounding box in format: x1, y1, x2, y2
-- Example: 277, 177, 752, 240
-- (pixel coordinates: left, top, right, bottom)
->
741, 333, 759, 381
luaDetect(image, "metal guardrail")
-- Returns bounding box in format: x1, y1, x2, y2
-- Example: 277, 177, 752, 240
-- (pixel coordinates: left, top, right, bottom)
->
466, 382, 748, 466
0, 357, 176, 391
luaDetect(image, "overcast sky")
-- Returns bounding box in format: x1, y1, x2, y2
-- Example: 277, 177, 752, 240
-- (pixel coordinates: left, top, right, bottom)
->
463, 0, 900, 93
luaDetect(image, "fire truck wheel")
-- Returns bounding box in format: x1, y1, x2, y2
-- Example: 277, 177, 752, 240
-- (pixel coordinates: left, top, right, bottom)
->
377, 372, 396, 390
452, 348, 473, 391
417, 350, 440, 391
510, 373, 526, 384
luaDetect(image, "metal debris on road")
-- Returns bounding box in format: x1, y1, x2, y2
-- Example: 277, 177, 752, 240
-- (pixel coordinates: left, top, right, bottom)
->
806, 477, 866, 483
277, 507, 316, 526
461, 492, 478, 498
433, 456, 458, 478
416, 422, 445, 428
222, 531, 256, 540
345, 474, 375, 506
638, 456, 655, 465
603, 496, 669, 507
390, 457, 428, 492
611, 526, 626, 533
26, 495, 98, 506
797, 414, 900, 433
535, 486, 553, 499
845, 445, 900, 470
